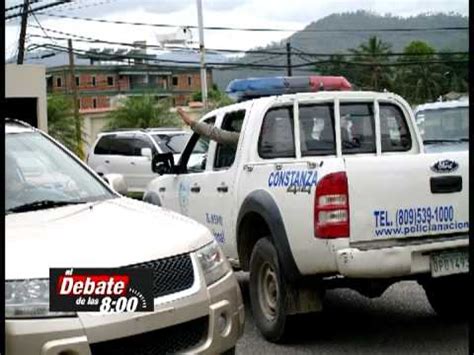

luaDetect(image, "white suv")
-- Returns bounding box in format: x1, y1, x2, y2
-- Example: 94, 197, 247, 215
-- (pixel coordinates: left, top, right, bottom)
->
5, 119, 244, 354
87, 128, 191, 193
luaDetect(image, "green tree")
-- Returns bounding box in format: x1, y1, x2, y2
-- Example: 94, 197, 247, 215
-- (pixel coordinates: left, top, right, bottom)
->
317, 54, 357, 83
348, 36, 393, 91
437, 52, 468, 94
106, 95, 180, 129
47, 95, 78, 152
396, 40, 444, 104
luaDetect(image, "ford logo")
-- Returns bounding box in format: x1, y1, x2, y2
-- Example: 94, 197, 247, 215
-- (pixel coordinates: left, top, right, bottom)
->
431, 159, 459, 173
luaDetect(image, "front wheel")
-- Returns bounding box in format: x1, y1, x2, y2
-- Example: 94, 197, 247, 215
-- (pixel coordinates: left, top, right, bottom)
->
249, 238, 290, 342
421, 274, 469, 320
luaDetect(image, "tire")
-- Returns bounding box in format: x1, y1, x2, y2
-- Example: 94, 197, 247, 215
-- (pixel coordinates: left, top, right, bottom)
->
249, 238, 290, 342
422, 274, 469, 320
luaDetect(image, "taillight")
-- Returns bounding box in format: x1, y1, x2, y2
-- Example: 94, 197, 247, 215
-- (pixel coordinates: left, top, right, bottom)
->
314, 172, 349, 238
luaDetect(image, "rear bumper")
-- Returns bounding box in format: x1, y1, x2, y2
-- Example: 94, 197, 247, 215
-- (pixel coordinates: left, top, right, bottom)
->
335, 237, 469, 278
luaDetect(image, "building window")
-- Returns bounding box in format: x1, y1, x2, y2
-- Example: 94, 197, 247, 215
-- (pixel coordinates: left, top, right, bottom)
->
75, 76, 80, 87
92, 98, 98, 109
56, 77, 62, 87
77, 99, 81, 109
92, 76, 96, 86
187, 76, 192, 86
107, 76, 114, 86
172, 76, 178, 86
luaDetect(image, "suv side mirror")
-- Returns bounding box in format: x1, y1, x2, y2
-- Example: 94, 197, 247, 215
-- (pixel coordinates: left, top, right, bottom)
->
103, 173, 128, 195
152, 152, 176, 175
141, 147, 152, 160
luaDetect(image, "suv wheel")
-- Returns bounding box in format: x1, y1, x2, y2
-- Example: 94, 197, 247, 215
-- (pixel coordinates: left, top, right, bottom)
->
421, 274, 469, 320
249, 238, 290, 342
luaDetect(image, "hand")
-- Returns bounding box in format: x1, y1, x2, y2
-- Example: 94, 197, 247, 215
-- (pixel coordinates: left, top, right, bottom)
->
177, 107, 195, 126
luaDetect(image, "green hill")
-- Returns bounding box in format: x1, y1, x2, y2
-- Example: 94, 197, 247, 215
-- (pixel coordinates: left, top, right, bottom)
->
214, 11, 468, 90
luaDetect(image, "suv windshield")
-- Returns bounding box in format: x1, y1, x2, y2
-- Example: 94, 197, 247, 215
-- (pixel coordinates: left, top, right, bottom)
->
6, 131, 115, 214
415, 106, 468, 142
151, 133, 191, 154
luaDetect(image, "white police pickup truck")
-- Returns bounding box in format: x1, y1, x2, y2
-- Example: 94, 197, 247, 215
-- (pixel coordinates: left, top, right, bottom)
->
144, 76, 469, 342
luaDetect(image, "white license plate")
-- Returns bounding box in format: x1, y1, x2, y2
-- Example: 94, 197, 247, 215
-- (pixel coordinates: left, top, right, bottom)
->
430, 250, 469, 278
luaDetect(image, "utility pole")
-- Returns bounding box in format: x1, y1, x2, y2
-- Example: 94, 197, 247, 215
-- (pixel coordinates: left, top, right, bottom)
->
286, 42, 292, 76
17, 0, 29, 64
68, 39, 84, 160
196, 0, 208, 109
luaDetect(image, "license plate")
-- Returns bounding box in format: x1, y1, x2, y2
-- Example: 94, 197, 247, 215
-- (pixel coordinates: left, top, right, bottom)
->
430, 250, 469, 278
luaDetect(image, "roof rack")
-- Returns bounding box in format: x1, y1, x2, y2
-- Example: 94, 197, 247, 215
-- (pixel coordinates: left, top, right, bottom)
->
226, 75, 352, 102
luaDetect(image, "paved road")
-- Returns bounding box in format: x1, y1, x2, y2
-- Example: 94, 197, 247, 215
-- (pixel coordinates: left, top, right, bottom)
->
234, 273, 468, 354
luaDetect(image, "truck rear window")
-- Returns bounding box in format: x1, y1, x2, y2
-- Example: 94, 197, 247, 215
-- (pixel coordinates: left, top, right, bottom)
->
300, 103, 336, 156
258, 106, 295, 159
340, 103, 376, 154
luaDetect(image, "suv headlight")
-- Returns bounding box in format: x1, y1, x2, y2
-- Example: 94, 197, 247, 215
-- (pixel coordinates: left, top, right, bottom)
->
5, 279, 76, 319
196, 240, 231, 286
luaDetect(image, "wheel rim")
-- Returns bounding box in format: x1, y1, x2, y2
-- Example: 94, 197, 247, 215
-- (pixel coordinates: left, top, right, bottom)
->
257, 261, 279, 320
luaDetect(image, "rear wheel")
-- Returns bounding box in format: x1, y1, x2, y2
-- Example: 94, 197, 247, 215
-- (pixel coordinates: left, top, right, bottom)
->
421, 274, 469, 319
249, 238, 290, 342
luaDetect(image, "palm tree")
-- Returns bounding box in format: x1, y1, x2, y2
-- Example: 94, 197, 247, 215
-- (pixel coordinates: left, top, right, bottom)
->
396, 41, 445, 104
47, 95, 78, 152
106, 95, 180, 130
349, 36, 393, 91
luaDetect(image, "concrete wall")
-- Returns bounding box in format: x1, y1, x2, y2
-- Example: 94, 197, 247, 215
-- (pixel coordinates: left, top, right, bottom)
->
5, 64, 48, 132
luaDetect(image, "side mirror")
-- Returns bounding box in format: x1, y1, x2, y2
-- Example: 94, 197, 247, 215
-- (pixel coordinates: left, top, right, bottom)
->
141, 147, 152, 160
152, 152, 176, 175
103, 173, 128, 195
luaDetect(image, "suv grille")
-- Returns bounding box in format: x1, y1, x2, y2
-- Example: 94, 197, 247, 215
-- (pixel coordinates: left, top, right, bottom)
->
128, 253, 195, 298
89, 316, 208, 355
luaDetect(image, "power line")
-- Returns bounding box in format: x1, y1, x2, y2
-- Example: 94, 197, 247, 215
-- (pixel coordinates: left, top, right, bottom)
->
6, 0, 73, 20
29, 4, 59, 46
26, 31, 470, 58
5, 0, 44, 12
27, 42, 470, 70
34, 12, 469, 33
29, 32, 469, 58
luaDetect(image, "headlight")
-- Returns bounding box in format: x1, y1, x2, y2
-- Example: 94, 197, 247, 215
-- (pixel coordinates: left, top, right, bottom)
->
196, 240, 231, 286
5, 279, 76, 319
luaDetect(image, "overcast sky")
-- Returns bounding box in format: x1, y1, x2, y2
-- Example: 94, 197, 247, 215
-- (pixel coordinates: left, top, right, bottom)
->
5, 0, 469, 59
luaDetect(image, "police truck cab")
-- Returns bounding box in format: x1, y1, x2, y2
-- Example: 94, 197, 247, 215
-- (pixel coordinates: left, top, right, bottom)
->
144, 76, 469, 342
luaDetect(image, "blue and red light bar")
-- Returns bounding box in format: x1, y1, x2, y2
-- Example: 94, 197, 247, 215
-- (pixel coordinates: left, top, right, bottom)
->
226, 76, 352, 101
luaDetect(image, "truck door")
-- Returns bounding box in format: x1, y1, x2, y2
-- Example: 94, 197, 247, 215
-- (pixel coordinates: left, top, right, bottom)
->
342, 99, 469, 246
157, 116, 217, 216
194, 108, 247, 259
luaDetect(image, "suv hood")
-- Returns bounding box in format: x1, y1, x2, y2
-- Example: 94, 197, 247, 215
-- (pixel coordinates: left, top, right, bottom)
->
5, 197, 213, 280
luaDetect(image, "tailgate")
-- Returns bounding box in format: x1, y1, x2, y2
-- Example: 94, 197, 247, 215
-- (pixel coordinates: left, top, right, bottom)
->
345, 151, 469, 244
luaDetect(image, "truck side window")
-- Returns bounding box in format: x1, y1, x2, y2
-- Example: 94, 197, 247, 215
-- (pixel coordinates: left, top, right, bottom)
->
300, 103, 336, 156
258, 106, 295, 159
379, 103, 412, 152
181, 117, 216, 173
340, 103, 376, 154
214, 110, 245, 169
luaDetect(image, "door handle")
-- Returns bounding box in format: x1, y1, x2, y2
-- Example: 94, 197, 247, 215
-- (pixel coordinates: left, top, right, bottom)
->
105, 160, 110, 164
131, 162, 136, 165
430, 176, 462, 193
190, 186, 201, 193
217, 185, 228, 193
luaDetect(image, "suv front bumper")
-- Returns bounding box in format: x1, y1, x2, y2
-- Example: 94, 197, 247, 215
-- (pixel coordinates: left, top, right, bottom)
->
6, 270, 245, 355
